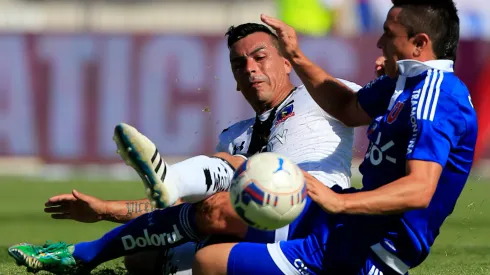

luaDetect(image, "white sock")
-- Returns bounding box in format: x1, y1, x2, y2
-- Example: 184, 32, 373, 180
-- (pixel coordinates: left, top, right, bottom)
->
170, 155, 235, 203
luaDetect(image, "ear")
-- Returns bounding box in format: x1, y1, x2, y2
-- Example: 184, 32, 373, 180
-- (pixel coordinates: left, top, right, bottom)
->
412, 33, 430, 57
283, 57, 292, 74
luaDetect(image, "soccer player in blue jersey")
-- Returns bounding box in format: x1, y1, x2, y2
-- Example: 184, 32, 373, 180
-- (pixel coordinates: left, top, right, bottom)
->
192, 0, 478, 274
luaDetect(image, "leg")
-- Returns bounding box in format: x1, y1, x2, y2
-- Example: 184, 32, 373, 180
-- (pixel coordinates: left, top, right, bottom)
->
8, 192, 249, 273
114, 123, 245, 208
193, 243, 234, 275
8, 203, 201, 273
193, 236, 325, 275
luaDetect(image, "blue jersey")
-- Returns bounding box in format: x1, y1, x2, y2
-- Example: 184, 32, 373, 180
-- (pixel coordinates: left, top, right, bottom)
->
357, 59, 478, 267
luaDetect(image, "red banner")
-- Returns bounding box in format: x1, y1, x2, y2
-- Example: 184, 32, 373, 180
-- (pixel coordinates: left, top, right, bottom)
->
0, 34, 489, 164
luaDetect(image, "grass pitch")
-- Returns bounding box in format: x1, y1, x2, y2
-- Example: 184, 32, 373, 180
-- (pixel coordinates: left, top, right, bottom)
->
0, 176, 488, 274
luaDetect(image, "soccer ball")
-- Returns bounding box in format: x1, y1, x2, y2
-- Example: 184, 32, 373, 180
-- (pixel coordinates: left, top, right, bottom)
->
229, 152, 307, 231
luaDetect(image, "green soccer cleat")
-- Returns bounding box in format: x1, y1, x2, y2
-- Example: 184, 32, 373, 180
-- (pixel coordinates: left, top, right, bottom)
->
8, 241, 78, 274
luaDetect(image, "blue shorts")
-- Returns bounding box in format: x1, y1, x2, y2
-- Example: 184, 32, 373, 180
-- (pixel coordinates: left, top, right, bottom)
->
228, 186, 411, 275
227, 241, 407, 275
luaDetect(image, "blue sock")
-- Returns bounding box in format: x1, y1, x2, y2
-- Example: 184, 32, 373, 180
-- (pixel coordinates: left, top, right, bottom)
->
72, 203, 199, 267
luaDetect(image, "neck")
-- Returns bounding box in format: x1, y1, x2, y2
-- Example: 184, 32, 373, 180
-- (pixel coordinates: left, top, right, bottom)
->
255, 83, 295, 114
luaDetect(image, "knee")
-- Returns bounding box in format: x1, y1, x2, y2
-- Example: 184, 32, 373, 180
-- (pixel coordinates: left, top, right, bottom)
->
192, 248, 207, 275
195, 192, 247, 238
212, 152, 246, 169
192, 246, 220, 275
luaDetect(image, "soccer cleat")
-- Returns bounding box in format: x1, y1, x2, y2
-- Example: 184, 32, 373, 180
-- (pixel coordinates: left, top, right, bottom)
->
113, 123, 179, 209
8, 242, 78, 274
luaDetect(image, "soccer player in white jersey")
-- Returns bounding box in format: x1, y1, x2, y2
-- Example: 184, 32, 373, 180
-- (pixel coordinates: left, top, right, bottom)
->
7, 23, 362, 274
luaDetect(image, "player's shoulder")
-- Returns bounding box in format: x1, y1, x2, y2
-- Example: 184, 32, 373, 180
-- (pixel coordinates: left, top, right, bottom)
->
438, 72, 476, 124
429, 71, 471, 109
417, 71, 475, 133
439, 72, 470, 96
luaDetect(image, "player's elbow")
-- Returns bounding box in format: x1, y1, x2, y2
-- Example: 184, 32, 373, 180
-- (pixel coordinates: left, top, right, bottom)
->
408, 180, 436, 210
411, 194, 432, 209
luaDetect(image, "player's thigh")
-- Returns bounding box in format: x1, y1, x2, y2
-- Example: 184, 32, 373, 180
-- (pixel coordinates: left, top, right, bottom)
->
193, 242, 235, 275
194, 242, 285, 275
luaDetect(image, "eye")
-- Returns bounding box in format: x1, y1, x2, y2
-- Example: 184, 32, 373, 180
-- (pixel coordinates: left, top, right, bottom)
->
232, 60, 246, 70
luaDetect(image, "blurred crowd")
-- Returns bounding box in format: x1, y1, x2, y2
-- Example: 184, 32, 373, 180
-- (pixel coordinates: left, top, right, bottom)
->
0, 0, 489, 40
279, 0, 490, 39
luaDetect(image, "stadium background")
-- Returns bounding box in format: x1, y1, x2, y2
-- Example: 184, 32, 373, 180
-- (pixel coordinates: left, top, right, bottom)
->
0, 0, 489, 274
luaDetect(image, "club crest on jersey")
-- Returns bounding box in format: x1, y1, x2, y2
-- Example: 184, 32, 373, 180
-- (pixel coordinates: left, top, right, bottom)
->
387, 102, 404, 124
275, 102, 295, 125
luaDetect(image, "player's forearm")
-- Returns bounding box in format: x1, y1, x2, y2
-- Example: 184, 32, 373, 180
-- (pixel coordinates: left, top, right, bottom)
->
289, 51, 358, 125
103, 199, 154, 223
339, 177, 433, 215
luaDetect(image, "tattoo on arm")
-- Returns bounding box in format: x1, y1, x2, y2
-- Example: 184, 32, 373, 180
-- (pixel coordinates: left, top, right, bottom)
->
125, 202, 157, 217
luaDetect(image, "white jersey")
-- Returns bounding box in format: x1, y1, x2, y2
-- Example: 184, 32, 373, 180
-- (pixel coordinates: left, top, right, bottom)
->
216, 80, 362, 188
160, 80, 362, 275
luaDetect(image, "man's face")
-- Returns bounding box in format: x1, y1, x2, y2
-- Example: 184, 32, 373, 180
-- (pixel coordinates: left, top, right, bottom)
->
229, 32, 292, 109
377, 7, 415, 77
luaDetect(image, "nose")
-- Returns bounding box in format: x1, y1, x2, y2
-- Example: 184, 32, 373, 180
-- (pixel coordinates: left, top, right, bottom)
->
245, 57, 259, 75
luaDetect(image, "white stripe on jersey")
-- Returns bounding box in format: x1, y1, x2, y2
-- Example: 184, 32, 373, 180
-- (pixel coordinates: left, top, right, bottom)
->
422, 69, 439, 120
417, 69, 445, 121
429, 70, 444, 121
417, 69, 433, 120
368, 265, 384, 275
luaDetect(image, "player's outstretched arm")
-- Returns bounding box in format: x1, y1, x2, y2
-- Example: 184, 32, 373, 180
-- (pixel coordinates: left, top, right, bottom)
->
306, 160, 442, 215
261, 14, 372, 127
44, 190, 152, 223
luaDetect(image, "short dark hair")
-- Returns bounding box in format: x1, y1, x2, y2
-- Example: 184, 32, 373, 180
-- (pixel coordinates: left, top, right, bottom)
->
225, 23, 279, 49
392, 0, 460, 61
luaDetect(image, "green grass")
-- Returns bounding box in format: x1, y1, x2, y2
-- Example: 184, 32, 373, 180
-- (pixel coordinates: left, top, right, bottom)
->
0, 177, 489, 274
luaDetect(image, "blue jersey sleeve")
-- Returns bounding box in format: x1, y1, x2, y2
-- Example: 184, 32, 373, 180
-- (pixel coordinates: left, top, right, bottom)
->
406, 89, 464, 166
357, 75, 397, 118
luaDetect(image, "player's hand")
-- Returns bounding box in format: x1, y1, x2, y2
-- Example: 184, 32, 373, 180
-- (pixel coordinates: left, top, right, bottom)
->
375, 56, 386, 77
303, 172, 345, 214
260, 14, 301, 60
44, 190, 108, 223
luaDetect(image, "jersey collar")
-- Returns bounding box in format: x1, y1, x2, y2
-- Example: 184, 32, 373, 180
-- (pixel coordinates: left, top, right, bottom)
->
258, 87, 297, 122
397, 59, 454, 77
